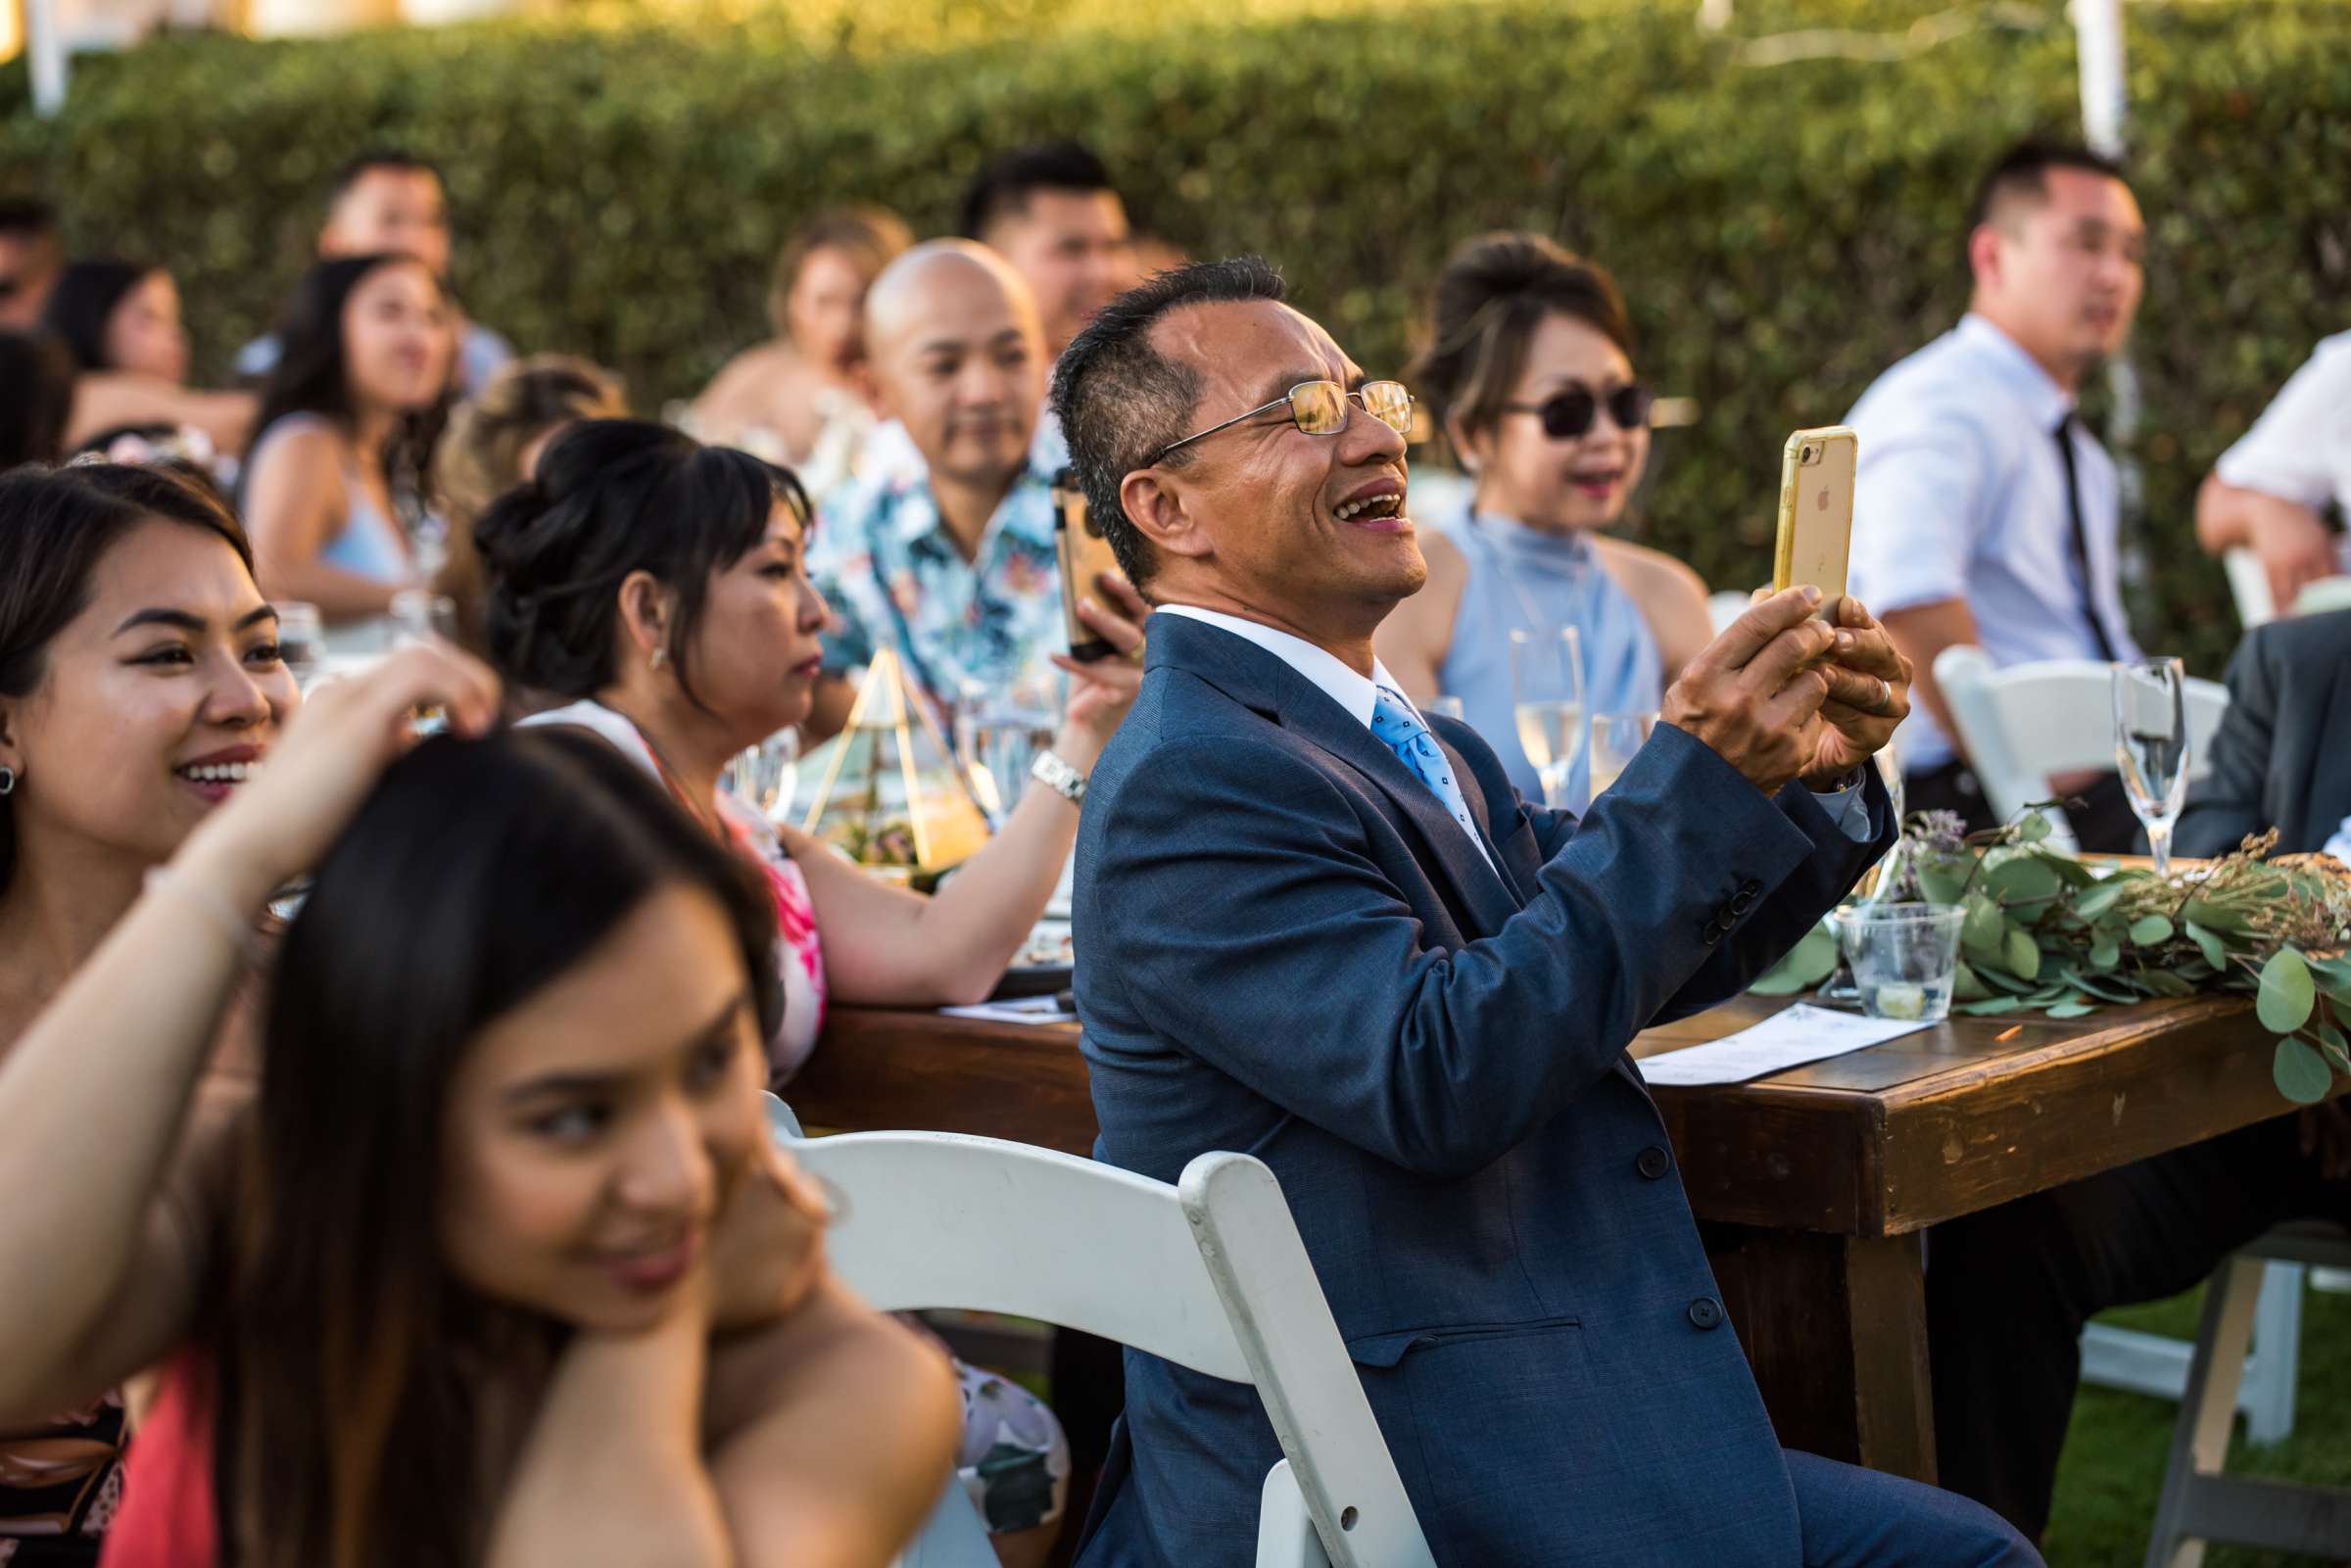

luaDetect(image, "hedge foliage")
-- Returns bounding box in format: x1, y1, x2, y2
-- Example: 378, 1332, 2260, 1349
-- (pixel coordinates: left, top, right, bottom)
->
6, 0, 2347, 674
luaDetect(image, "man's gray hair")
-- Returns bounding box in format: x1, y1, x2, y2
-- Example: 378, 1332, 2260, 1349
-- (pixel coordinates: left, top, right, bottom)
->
1048, 256, 1286, 593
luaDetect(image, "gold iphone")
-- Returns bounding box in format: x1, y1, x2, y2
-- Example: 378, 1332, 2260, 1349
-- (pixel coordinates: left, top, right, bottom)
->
1053, 467, 1126, 662
1773, 426, 1857, 621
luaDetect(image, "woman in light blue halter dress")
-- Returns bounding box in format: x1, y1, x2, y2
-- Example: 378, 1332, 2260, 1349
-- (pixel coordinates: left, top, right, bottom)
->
1378, 233, 1715, 811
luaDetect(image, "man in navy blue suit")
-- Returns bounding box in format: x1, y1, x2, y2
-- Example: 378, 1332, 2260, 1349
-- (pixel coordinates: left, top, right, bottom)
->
1047, 258, 2040, 1567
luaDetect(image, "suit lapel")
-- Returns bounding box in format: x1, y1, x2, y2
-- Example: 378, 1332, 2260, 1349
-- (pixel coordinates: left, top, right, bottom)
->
2299, 658, 2351, 849
1150, 617, 1523, 934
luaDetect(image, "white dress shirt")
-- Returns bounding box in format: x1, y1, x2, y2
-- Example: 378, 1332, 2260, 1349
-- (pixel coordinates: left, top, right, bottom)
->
2214, 330, 2351, 576
2327, 815, 2351, 865
1846, 313, 2141, 771
1154, 603, 1873, 856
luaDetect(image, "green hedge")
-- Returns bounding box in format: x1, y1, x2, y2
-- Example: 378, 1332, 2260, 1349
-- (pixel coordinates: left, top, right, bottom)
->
6, 0, 2346, 675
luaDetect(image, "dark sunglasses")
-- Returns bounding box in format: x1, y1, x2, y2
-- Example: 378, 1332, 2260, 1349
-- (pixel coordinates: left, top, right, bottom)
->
1501, 383, 1655, 441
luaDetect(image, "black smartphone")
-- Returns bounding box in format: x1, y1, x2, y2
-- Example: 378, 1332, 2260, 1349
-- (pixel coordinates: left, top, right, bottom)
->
1053, 466, 1124, 662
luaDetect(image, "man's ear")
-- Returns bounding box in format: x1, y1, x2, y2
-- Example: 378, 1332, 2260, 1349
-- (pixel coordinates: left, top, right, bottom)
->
1120, 467, 1214, 567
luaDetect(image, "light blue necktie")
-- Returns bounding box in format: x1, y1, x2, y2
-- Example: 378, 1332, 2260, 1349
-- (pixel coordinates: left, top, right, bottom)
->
1369, 687, 1484, 851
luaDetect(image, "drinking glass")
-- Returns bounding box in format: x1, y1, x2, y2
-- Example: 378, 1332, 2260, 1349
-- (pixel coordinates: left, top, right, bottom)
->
724, 728, 801, 827
1833, 903, 1966, 1022
274, 600, 325, 690
1510, 626, 1585, 810
1425, 695, 1466, 723
2111, 657, 2189, 877
1588, 709, 1656, 797
390, 589, 458, 646
955, 673, 1060, 827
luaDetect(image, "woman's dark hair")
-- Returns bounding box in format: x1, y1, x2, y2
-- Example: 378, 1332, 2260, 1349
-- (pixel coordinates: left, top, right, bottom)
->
1410, 232, 1637, 450
0, 463, 253, 892
476, 418, 811, 704
0, 329, 78, 468
216, 726, 782, 1568
250, 254, 451, 518
40, 260, 158, 373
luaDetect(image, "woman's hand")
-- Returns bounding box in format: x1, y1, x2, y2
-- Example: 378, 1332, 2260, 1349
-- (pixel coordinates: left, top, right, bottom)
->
701, 1139, 831, 1335
1048, 571, 1151, 769
179, 641, 501, 903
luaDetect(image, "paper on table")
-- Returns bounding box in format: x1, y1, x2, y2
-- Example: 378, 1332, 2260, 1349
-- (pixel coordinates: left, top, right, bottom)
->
1635, 1003, 1933, 1087
939, 995, 1076, 1027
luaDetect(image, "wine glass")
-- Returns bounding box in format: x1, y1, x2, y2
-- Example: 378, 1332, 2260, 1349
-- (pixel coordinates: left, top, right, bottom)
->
724, 728, 802, 827
2112, 657, 2189, 877
1588, 709, 1656, 797
954, 672, 1060, 828
1425, 695, 1466, 723
273, 600, 325, 691
1510, 626, 1586, 810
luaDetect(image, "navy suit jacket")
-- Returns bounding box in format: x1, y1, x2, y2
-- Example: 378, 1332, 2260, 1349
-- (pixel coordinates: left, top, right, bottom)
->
1070, 613, 1895, 1568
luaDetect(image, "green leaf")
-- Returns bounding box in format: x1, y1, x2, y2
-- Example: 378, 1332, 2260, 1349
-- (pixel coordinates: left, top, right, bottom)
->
1751, 924, 1840, 996
2003, 927, 2041, 981
1987, 855, 2062, 907
2017, 813, 2052, 844
1951, 960, 1991, 1003
2317, 1021, 2351, 1076
1957, 997, 2026, 1017
2181, 921, 2230, 971
2180, 896, 2249, 934
2073, 879, 2131, 921
2274, 1036, 2333, 1105
2045, 1000, 2095, 1020
2128, 915, 2176, 946
2256, 948, 2317, 1034
2047, 856, 2099, 888
2311, 957, 2351, 1011
1915, 862, 1969, 907
1961, 895, 2005, 962
2140, 970, 2198, 997
2087, 938, 2121, 971
2070, 974, 2142, 1005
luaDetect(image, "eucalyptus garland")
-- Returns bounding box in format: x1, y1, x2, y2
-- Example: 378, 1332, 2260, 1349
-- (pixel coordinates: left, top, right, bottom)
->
1752, 813, 2351, 1105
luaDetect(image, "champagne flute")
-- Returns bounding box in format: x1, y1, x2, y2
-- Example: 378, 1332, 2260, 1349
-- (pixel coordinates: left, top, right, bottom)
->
1510, 626, 1586, 810
2112, 657, 2189, 877
1588, 709, 1656, 796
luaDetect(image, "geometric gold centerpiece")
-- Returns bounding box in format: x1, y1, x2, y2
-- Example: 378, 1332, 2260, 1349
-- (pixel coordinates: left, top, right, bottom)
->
798, 648, 991, 877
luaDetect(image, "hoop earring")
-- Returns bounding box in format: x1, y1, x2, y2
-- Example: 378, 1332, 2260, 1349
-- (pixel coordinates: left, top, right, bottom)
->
0, 766, 15, 796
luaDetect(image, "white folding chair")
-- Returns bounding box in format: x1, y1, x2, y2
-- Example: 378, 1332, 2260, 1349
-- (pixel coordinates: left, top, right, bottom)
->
2142, 1224, 2351, 1567
2222, 547, 2278, 630
1930, 646, 2230, 854
766, 1096, 1436, 1568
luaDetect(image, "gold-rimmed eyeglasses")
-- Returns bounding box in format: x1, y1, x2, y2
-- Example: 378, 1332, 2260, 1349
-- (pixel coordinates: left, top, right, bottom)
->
1152, 379, 1415, 464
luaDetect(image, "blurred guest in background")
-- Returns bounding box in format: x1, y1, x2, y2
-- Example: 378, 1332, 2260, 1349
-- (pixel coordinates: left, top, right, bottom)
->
1379, 232, 1710, 805
2195, 329, 2351, 615
0, 329, 77, 470
434, 353, 627, 662
2176, 607, 2351, 861
241, 253, 456, 627
0, 198, 64, 330
1847, 140, 2146, 848
42, 261, 257, 457
0, 462, 297, 1563
688, 206, 913, 499
961, 141, 1134, 363
238, 150, 512, 396
808, 242, 1118, 742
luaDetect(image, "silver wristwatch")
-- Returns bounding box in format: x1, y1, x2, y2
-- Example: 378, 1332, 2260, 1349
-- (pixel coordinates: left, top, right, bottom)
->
1031, 749, 1087, 805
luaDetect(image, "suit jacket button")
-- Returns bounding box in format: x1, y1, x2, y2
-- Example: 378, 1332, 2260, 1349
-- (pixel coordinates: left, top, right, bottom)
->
1731, 886, 1758, 914
1636, 1146, 1671, 1180
1701, 920, 1724, 945
1689, 1296, 1724, 1331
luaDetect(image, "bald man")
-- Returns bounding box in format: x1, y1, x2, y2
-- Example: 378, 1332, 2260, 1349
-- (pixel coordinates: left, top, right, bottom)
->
806, 241, 1139, 742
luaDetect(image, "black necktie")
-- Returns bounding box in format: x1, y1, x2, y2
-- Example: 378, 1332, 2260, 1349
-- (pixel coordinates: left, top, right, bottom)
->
2054, 413, 2120, 661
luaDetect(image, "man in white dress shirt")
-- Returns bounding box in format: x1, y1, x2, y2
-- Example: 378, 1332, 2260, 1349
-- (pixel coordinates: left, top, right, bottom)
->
1846, 141, 2146, 847
2194, 330, 2351, 613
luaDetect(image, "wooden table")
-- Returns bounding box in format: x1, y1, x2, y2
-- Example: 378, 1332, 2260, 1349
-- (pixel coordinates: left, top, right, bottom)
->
793, 993, 2316, 1484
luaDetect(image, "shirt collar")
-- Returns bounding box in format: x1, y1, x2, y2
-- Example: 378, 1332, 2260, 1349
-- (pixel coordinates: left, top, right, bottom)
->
889, 462, 1053, 552
1955, 313, 2076, 430
1153, 603, 1411, 728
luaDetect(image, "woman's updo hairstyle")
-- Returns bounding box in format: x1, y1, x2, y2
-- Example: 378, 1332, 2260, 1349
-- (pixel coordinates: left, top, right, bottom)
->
475, 418, 811, 705
1410, 232, 1637, 453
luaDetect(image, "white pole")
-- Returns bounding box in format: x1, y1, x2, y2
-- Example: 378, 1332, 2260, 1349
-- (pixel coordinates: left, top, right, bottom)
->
27, 0, 68, 119
2072, 0, 2127, 159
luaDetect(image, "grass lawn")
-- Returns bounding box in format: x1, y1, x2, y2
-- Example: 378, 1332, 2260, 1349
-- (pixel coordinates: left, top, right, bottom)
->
2043, 1278, 2351, 1567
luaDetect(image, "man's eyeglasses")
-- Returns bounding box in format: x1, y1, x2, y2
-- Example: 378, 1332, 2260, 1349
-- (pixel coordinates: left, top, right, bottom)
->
1501, 383, 1655, 442
1153, 379, 1415, 464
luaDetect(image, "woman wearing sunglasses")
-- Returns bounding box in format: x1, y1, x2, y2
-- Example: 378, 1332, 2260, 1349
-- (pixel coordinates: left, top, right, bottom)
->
1377, 232, 1713, 806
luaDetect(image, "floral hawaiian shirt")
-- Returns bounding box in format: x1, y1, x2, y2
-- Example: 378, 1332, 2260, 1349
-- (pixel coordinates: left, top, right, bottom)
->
810, 461, 1067, 726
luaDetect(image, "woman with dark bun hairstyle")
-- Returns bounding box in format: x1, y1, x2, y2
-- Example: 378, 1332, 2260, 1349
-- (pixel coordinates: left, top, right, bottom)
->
1378, 232, 1714, 807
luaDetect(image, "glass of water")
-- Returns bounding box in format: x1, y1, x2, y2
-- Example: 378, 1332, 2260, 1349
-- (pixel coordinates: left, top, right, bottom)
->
955, 674, 1060, 827
1588, 709, 1656, 797
2111, 657, 2189, 877
1833, 903, 1966, 1023
1510, 626, 1586, 809
274, 600, 325, 690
